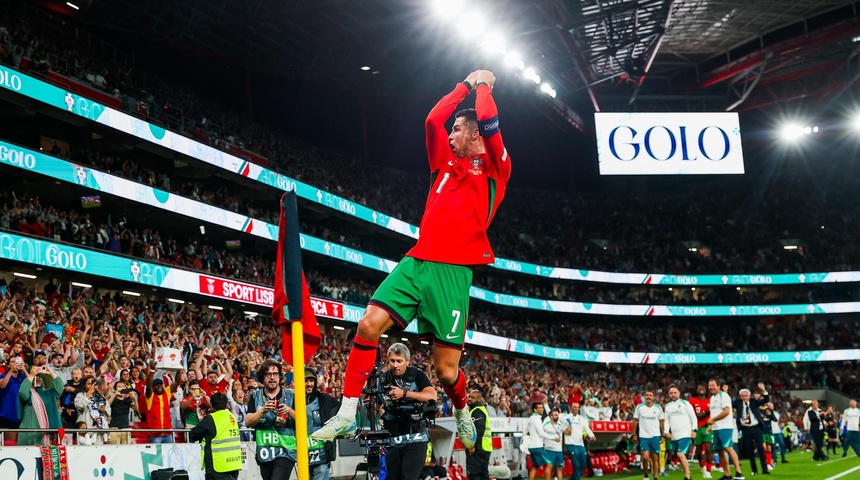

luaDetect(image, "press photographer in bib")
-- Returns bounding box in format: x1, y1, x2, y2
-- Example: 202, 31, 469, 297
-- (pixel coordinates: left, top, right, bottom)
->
369, 343, 437, 480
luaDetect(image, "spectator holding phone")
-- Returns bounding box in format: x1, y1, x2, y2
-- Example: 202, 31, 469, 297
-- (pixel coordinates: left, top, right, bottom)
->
181, 379, 212, 428
108, 380, 138, 444
18, 363, 63, 445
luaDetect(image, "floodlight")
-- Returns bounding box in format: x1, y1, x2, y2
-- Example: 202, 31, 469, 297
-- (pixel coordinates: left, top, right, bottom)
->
504, 52, 525, 70
433, 0, 464, 17
779, 124, 803, 141
481, 32, 506, 55
457, 11, 485, 38
523, 68, 540, 84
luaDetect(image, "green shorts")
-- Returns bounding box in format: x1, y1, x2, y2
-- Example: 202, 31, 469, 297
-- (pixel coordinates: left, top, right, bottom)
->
763, 433, 774, 445
369, 256, 473, 348
695, 426, 713, 445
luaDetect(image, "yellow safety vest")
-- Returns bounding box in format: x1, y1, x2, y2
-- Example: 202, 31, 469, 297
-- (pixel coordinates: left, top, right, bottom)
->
204, 409, 242, 473
470, 404, 493, 452
426, 442, 433, 463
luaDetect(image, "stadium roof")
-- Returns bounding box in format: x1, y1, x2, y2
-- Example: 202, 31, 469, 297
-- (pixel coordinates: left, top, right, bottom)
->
52, 0, 860, 130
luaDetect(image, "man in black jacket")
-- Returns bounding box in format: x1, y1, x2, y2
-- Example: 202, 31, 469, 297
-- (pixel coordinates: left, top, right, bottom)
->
302, 366, 340, 480
733, 383, 770, 476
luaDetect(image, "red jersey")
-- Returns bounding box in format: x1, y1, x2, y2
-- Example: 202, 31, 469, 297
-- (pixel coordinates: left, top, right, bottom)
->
199, 378, 228, 397
689, 396, 710, 429
406, 82, 511, 265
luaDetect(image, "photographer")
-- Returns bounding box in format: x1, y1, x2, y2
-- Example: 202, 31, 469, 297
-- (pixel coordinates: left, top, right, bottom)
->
372, 343, 436, 480
246, 359, 297, 480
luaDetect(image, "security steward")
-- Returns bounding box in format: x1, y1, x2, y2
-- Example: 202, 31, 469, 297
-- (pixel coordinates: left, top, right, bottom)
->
466, 389, 492, 480
373, 343, 436, 480
189, 392, 242, 480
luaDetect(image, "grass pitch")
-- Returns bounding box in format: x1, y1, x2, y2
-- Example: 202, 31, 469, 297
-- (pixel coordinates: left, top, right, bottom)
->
605, 449, 860, 480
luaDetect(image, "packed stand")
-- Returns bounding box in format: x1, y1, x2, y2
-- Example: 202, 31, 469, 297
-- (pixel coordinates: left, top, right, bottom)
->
1, 278, 859, 438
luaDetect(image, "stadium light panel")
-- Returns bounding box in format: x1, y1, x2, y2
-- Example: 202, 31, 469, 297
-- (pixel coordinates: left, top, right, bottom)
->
123, 290, 141, 297
539, 83, 557, 98
481, 32, 506, 55
13, 272, 36, 279
780, 124, 804, 141
333, 325, 345, 330
168, 298, 186, 304
433, 0, 464, 17
457, 11, 485, 38
504, 52, 525, 70
523, 68, 540, 84
66, 2, 79, 10
360, 66, 371, 71
208, 305, 223, 310
381, 334, 389, 338
71, 282, 92, 289
243, 311, 258, 316
401, 337, 409, 342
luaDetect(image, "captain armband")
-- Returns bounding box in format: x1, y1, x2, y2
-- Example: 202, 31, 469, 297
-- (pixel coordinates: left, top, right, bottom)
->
478, 115, 500, 137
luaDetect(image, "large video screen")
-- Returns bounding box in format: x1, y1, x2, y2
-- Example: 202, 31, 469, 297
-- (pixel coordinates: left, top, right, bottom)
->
595, 112, 744, 175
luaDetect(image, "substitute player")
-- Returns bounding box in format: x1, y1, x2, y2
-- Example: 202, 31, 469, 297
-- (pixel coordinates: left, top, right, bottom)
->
690, 384, 714, 478
632, 391, 665, 480
665, 385, 698, 480
707, 379, 745, 480
312, 70, 511, 448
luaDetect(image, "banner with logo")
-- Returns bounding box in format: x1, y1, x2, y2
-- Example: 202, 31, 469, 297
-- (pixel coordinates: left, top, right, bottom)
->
595, 112, 744, 175
2, 231, 860, 364
5, 229, 860, 321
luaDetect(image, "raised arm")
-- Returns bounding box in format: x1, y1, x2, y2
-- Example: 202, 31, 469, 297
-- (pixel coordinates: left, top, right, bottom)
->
425, 76, 473, 172
474, 70, 511, 183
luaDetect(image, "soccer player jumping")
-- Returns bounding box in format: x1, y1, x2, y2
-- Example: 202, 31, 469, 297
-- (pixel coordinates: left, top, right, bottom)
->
312, 70, 511, 448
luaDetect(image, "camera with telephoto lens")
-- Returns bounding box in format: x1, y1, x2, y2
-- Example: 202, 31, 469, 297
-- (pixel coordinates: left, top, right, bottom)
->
391, 399, 437, 422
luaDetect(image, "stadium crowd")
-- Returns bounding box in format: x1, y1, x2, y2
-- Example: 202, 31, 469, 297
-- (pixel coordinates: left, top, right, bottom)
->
0, 276, 858, 447
4, 187, 860, 357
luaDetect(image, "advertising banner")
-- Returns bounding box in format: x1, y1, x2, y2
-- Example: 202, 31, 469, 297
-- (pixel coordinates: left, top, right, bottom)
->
595, 112, 744, 175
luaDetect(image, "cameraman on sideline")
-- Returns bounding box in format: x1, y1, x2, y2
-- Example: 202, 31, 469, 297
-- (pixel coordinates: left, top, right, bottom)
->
371, 343, 436, 480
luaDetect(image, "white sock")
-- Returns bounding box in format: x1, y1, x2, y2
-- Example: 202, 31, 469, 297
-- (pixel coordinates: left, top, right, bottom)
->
337, 396, 359, 418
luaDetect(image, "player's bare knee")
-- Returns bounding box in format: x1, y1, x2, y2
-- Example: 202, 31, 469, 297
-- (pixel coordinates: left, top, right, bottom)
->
356, 305, 395, 340
435, 364, 458, 385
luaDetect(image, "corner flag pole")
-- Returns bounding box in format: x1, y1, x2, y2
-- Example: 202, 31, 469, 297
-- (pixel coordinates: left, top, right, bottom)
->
292, 322, 309, 480
274, 190, 313, 480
